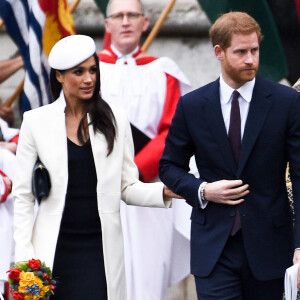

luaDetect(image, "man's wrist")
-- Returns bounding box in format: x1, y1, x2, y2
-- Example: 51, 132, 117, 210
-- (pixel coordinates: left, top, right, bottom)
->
200, 181, 207, 202
198, 181, 208, 209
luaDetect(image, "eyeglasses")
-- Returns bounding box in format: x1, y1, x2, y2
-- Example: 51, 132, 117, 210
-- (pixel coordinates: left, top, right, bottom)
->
107, 12, 144, 22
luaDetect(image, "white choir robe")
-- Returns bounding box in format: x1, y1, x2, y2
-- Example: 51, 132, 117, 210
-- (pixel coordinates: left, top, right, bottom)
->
0, 148, 16, 294
0, 119, 18, 293
100, 54, 193, 300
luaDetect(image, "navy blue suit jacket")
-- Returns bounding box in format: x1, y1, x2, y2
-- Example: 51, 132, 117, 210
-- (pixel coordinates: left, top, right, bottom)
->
159, 75, 300, 281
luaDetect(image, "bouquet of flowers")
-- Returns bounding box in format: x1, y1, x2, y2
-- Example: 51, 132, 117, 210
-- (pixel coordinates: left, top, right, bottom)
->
7, 259, 56, 300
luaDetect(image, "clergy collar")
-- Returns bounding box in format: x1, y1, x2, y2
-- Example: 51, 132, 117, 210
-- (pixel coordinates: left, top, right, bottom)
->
110, 44, 140, 65
220, 73, 256, 104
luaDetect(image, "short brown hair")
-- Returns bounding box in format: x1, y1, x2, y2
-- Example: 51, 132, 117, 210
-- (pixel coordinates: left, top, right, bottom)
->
209, 11, 263, 49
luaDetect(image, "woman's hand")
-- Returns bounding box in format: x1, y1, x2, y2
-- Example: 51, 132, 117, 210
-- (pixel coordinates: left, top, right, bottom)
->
163, 186, 183, 199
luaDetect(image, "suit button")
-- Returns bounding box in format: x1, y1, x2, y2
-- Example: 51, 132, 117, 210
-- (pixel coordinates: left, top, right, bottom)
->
230, 211, 236, 217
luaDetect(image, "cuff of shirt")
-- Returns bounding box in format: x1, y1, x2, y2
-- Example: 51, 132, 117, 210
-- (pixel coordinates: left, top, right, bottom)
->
198, 182, 208, 209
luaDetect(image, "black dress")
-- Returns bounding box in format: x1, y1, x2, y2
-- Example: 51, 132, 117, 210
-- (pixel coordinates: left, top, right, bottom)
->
51, 139, 107, 300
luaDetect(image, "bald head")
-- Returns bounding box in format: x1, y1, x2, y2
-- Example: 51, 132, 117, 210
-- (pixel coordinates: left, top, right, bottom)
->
106, 0, 144, 17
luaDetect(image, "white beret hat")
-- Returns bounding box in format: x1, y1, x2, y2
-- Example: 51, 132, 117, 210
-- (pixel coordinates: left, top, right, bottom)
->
48, 35, 96, 70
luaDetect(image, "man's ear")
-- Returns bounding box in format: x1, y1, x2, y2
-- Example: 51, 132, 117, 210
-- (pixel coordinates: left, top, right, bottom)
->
105, 19, 111, 34
142, 16, 150, 32
214, 45, 224, 61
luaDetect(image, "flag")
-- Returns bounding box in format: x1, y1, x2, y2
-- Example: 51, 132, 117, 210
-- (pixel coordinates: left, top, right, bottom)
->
93, 0, 109, 17
196, 0, 289, 82
265, 0, 300, 84
296, 0, 300, 23
0, 0, 75, 113
93, 0, 110, 48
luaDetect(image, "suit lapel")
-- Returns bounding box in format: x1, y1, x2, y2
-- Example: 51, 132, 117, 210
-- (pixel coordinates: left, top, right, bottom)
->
237, 76, 273, 177
205, 79, 237, 175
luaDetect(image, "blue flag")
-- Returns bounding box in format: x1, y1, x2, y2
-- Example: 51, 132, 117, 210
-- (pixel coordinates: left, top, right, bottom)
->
0, 0, 75, 113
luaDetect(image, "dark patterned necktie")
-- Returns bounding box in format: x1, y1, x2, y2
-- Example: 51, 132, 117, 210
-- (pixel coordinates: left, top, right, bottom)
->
228, 90, 241, 165
228, 90, 241, 235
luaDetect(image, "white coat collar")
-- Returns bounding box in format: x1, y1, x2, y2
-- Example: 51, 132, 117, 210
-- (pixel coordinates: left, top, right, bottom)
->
54, 90, 67, 112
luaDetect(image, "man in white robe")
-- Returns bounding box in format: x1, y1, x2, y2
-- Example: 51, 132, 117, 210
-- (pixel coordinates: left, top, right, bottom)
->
98, 0, 193, 299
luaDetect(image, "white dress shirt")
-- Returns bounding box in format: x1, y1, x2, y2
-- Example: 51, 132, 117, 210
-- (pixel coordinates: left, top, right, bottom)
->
198, 74, 256, 208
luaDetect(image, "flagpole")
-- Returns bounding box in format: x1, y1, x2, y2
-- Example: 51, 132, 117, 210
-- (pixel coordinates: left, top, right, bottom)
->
2, 0, 81, 107
4, 79, 24, 107
141, 0, 176, 52
70, 0, 81, 13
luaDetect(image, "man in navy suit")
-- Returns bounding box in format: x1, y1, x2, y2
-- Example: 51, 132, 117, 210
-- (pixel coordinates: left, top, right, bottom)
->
159, 11, 300, 299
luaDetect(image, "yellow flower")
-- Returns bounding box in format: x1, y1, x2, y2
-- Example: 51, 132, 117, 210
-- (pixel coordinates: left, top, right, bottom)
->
40, 290, 46, 298
19, 271, 35, 285
34, 276, 43, 287
42, 285, 50, 293
19, 280, 28, 287
24, 294, 40, 300
24, 294, 41, 300
18, 285, 26, 293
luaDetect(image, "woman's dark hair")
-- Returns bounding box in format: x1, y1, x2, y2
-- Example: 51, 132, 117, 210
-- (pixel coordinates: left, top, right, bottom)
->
49, 53, 116, 155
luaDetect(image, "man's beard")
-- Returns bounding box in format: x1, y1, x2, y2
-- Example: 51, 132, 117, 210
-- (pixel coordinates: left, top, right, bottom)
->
223, 58, 258, 86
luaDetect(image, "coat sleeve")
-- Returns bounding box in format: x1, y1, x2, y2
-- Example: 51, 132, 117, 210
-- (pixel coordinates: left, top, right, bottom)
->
12, 112, 37, 262
134, 74, 181, 182
120, 115, 171, 208
159, 96, 203, 208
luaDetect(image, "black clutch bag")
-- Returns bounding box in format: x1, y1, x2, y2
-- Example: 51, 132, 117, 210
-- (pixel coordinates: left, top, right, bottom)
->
32, 158, 51, 204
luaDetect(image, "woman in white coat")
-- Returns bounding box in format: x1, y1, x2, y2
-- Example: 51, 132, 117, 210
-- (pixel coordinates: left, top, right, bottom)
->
12, 35, 175, 300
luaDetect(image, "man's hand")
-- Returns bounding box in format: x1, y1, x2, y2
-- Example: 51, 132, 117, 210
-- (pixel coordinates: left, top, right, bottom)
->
293, 249, 300, 288
0, 104, 14, 126
204, 179, 249, 205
